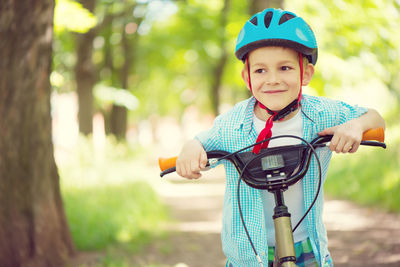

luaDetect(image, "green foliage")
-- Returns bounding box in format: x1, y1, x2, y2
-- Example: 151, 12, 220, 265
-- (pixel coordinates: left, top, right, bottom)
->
325, 134, 400, 212
285, 0, 400, 100
52, 0, 400, 118
132, 0, 252, 117
59, 136, 170, 251
135, 1, 223, 116
54, 0, 97, 34
52, 0, 98, 92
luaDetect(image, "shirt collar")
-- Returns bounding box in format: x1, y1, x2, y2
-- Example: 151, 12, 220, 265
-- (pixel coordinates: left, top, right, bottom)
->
300, 95, 322, 124
300, 95, 323, 141
235, 97, 257, 133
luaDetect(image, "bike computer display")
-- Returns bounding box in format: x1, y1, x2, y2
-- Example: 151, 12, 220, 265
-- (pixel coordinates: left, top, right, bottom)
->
261, 154, 285, 171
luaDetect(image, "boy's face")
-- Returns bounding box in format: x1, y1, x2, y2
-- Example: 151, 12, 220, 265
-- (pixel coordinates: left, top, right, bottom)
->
242, 46, 314, 112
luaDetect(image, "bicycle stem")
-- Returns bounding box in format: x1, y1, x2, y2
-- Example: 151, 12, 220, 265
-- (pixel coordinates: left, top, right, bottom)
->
273, 190, 298, 267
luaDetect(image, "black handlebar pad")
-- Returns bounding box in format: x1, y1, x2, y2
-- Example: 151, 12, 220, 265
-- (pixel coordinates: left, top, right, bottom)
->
218, 144, 311, 191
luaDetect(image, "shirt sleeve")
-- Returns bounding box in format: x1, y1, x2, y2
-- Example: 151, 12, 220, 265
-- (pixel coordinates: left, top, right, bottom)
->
337, 100, 368, 124
305, 95, 369, 132
194, 114, 222, 152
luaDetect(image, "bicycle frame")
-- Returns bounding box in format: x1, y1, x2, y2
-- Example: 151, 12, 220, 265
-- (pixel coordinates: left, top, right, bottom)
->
159, 128, 386, 267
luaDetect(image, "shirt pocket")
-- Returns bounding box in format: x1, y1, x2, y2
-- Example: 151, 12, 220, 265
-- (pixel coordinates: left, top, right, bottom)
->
323, 253, 333, 267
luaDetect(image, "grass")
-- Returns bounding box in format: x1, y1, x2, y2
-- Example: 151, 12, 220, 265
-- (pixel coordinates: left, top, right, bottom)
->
63, 181, 168, 251
58, 135, 171, 265
325, 134, 400, 213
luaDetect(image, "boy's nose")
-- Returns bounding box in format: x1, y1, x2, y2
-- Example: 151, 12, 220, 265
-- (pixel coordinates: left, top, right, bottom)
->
265, 71, 279, 85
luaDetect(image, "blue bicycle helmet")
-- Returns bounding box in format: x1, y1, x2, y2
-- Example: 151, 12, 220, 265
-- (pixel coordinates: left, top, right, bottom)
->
235, 8, 318, 65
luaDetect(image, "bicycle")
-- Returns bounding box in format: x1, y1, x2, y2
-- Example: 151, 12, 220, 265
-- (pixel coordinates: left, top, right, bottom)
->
158, 128, 386, 267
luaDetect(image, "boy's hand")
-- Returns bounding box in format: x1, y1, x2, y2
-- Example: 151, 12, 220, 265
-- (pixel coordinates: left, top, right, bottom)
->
318, 122, 363, 153
176, 139, 208, 179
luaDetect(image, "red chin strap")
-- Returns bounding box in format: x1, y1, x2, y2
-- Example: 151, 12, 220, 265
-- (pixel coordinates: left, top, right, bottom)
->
248, 52, 304, 154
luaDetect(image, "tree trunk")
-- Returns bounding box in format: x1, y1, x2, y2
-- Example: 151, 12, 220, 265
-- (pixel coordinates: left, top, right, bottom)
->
249, 0, 283, 14
110, 16, 131, 139
210, 53, 227, 116
0, 1, 75, 266
75, 0, 97, 135
109, 5, 142, 140
101, 16, 115, 135
210, 0, 230, 115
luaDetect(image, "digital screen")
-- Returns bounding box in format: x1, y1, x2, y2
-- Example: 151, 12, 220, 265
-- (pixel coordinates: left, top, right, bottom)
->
261, 154, 285, 171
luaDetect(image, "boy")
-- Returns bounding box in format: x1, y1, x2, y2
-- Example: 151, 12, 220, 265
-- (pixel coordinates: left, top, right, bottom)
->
176, 8, 385, 267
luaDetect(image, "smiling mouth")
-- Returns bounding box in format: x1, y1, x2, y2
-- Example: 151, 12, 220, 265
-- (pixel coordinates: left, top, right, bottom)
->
263, 90, 287, 94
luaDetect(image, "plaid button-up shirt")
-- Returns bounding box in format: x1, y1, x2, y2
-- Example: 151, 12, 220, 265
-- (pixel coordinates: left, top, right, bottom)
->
196, 95, 367, 267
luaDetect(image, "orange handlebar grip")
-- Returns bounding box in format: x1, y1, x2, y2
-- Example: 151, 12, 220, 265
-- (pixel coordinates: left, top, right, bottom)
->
158, 156, 178, 171
362, 128, 385, 142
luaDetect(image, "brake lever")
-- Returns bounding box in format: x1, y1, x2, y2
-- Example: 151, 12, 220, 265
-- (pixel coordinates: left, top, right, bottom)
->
201, 158, 220, 171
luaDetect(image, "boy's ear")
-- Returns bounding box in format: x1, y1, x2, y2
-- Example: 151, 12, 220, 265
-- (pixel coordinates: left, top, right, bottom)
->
241, 68, 251, 90
302, 63, 315, 86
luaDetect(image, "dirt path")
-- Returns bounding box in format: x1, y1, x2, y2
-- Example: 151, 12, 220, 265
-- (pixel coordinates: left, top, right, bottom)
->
67, 166, 400, 266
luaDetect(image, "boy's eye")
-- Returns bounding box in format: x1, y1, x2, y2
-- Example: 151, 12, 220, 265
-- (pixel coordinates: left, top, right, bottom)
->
255, 69, 265, 73
281, 66, 292, 71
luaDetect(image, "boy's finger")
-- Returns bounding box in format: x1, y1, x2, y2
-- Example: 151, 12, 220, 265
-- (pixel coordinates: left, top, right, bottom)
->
190, 160, 201, 173
318, 126, 335, 136
349, 142, 360, 153
184, 162, 193, 177
342, 142, 353, 153
335, 139, 346, 153
329, 134, 339, 151
199, 151, 208, 168
191, 172, 202, 179
180, 163, 188, 177
185, 169, 201, 179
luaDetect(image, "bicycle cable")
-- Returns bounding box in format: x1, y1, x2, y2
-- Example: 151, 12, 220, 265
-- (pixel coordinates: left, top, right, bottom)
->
235, 135, 323, 265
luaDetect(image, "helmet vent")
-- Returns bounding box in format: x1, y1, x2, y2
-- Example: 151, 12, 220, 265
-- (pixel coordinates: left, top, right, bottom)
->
279, 13, 295, 25
250, 16, 258, 26
264, 11, 273, 28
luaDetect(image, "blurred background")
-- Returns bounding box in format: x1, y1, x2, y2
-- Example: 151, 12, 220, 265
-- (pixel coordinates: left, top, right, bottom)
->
6, 0, 400, 266
52, 0, 400, 153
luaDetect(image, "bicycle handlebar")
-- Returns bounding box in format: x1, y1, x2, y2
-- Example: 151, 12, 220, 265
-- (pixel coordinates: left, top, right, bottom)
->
159, 128, 386, 175
361, 127, 385, 142
158, 156, 177, 172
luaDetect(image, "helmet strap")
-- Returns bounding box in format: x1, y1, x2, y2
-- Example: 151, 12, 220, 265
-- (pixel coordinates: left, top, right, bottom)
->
247, 52, 304, 153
